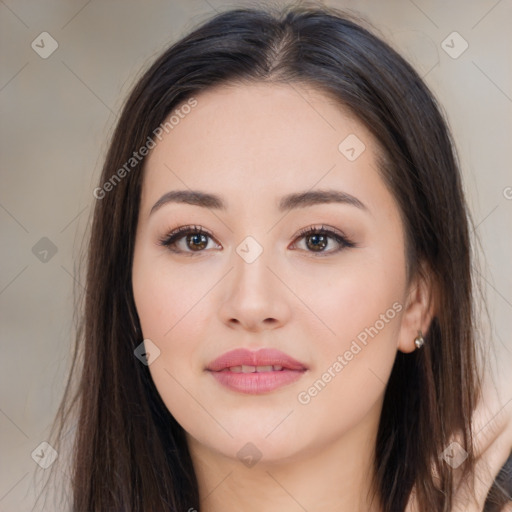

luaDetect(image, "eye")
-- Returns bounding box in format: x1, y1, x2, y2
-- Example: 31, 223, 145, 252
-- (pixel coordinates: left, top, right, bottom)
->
158, 224, 355, 257
158, 225, 220, 255
291, 225, 355, 256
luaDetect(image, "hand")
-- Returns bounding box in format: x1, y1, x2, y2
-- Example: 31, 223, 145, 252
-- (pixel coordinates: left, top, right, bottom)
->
459, 382, 512, 511
406, 377, 512, 511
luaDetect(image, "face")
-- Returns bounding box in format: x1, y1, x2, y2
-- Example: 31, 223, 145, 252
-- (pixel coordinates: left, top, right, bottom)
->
132, 82, 414, 464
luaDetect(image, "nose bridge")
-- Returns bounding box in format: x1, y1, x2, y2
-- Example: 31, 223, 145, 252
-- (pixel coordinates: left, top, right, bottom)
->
217, 230, 290, 330
232, 233, 274, 297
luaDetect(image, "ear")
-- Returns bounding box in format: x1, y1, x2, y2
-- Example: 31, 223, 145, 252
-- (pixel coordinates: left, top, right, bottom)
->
397, 263, 437, 354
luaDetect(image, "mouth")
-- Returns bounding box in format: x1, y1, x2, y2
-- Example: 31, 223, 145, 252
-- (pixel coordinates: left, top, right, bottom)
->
206, 348, 308, 395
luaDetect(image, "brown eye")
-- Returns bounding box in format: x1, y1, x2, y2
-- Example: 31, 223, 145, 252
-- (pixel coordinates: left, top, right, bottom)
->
292, 225, 356, 256
305, 233, 328, 252
185, 232, 208, 251
159, 225, 220, 255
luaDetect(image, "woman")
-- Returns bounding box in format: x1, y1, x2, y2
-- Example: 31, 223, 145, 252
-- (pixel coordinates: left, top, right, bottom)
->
44, 4, 512, 511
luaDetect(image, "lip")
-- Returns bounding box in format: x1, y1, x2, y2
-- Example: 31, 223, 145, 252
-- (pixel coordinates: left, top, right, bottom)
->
206, 348, 308, 395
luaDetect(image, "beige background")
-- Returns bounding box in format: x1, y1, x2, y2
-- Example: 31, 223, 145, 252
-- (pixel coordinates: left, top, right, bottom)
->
1, 0, 511, 510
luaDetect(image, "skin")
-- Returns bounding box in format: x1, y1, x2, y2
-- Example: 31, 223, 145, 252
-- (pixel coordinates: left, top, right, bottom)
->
131, 82, 435, 512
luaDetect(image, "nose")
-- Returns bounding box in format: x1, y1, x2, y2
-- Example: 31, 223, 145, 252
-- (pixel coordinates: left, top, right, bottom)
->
217, 243, 292, 333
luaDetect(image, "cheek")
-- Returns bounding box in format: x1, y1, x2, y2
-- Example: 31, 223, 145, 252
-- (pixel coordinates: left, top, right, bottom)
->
291, 249, 405, 419
132, 254, 217, 436
132, 247, 200, 391
292, 309, 401, 448
133, 247, 212, 342
291, 253, 405, 356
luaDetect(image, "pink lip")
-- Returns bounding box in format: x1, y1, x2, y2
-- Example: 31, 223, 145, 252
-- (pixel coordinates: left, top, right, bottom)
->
206, 348, 308, 395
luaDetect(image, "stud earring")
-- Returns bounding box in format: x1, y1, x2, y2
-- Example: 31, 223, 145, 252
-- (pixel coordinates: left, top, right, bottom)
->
414, 330, 425, 349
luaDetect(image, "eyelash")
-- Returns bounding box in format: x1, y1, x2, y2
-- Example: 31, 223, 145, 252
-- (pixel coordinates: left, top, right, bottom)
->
158, 224, 356, 257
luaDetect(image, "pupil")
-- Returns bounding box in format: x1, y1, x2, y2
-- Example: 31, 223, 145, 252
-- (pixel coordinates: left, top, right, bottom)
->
307, 234, 326, 251
188, 233, 207, 250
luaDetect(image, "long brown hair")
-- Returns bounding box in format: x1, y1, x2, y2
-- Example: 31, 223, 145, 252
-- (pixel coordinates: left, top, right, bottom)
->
41, 3, 506, 511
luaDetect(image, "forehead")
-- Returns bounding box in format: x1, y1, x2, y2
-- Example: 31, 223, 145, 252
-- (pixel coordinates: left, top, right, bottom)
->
141, 82, 386, 214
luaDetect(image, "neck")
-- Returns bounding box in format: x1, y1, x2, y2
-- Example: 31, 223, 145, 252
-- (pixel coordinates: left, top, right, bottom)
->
187, 401, 383, 512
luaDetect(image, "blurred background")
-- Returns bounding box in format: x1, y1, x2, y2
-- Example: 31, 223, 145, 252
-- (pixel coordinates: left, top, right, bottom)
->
1, 0, 511, 510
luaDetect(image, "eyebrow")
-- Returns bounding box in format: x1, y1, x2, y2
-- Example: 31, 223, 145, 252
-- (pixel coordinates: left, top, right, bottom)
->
149, 188, 369, 216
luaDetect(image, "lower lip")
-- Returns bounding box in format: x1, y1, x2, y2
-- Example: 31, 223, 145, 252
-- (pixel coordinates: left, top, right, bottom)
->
208, 369, 305, 394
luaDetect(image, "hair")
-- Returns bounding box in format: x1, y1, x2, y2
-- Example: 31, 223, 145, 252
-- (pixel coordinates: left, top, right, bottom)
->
40, 3, 510, 511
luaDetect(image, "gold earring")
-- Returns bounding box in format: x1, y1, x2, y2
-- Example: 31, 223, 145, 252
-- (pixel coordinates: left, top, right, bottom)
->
414, 330, 424, 349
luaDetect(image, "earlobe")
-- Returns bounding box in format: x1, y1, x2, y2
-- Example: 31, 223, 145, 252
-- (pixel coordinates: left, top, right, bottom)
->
397, 266, 436, 354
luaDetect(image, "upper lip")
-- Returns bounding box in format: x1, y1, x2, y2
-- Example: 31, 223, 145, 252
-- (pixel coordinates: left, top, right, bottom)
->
206, 348, 307, 372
